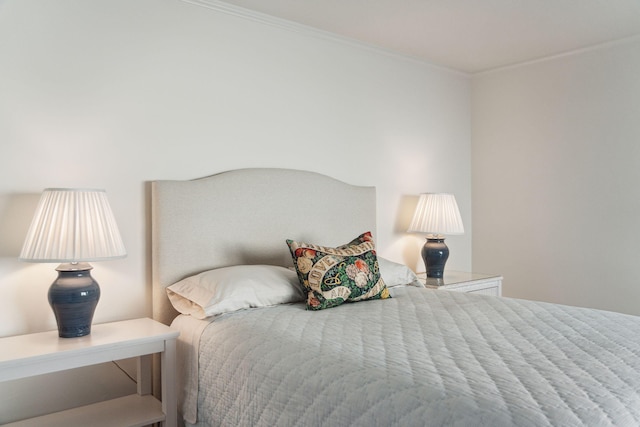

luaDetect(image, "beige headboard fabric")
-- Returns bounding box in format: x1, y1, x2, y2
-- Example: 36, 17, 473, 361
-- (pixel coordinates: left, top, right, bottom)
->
151, 168, 376, 326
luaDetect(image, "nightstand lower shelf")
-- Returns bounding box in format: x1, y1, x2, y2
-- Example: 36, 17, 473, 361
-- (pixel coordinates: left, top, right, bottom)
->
5, 394, 164, 427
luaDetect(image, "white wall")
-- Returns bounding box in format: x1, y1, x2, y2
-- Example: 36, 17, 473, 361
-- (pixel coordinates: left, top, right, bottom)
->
472, 37, 640, 315
0, 0, 472, 337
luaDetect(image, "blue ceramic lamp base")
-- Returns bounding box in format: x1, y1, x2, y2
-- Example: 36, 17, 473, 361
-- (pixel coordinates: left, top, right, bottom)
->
49, 263, 100, 338
422, 237, 450, 279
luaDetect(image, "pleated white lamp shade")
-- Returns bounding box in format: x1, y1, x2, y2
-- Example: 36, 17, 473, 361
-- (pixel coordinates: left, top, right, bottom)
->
407, 193, 464, 236
20, 188, 127, 262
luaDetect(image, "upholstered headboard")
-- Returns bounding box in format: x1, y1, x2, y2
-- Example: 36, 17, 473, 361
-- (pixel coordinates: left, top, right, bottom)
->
151, 168, 376, 326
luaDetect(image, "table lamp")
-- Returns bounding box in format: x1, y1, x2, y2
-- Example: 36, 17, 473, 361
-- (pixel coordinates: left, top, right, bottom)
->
407, 193, 464, 278
20, 188, 126, 338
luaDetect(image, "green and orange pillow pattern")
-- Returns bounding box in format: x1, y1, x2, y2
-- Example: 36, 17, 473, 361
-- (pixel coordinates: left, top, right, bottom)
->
287, 231, 390, 310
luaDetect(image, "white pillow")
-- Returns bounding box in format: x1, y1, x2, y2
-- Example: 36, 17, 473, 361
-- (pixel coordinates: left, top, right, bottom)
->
378, 257, 424, 288
166, 265, 306, 319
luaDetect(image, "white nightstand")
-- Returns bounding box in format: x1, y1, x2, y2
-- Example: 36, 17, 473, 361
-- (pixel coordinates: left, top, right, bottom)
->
418, 271, 503, 296
0, 318, 179, 427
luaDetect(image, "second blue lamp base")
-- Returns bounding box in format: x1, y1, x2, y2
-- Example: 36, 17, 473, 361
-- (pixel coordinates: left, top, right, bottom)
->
422, 237, 450, 279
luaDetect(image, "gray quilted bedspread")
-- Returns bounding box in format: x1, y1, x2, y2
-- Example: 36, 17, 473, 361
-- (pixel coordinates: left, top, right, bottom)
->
189, 287, 640, 426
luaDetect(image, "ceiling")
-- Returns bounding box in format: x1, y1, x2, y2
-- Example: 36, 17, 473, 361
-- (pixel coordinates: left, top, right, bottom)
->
216, 0, 640, 73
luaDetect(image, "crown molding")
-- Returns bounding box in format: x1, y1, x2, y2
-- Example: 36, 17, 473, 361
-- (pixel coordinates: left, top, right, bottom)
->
475, 33, 640, 77
181, 0, 469, 77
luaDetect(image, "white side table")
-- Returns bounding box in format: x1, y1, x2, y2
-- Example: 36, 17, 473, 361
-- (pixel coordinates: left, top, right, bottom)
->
0, 318, 179, 427
418, 271, 503, 296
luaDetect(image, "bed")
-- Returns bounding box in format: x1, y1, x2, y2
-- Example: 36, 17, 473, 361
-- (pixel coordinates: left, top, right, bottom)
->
151, 168, 640, 426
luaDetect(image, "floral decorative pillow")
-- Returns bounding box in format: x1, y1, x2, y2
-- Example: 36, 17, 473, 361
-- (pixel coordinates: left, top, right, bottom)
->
286, 231, 390, 310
